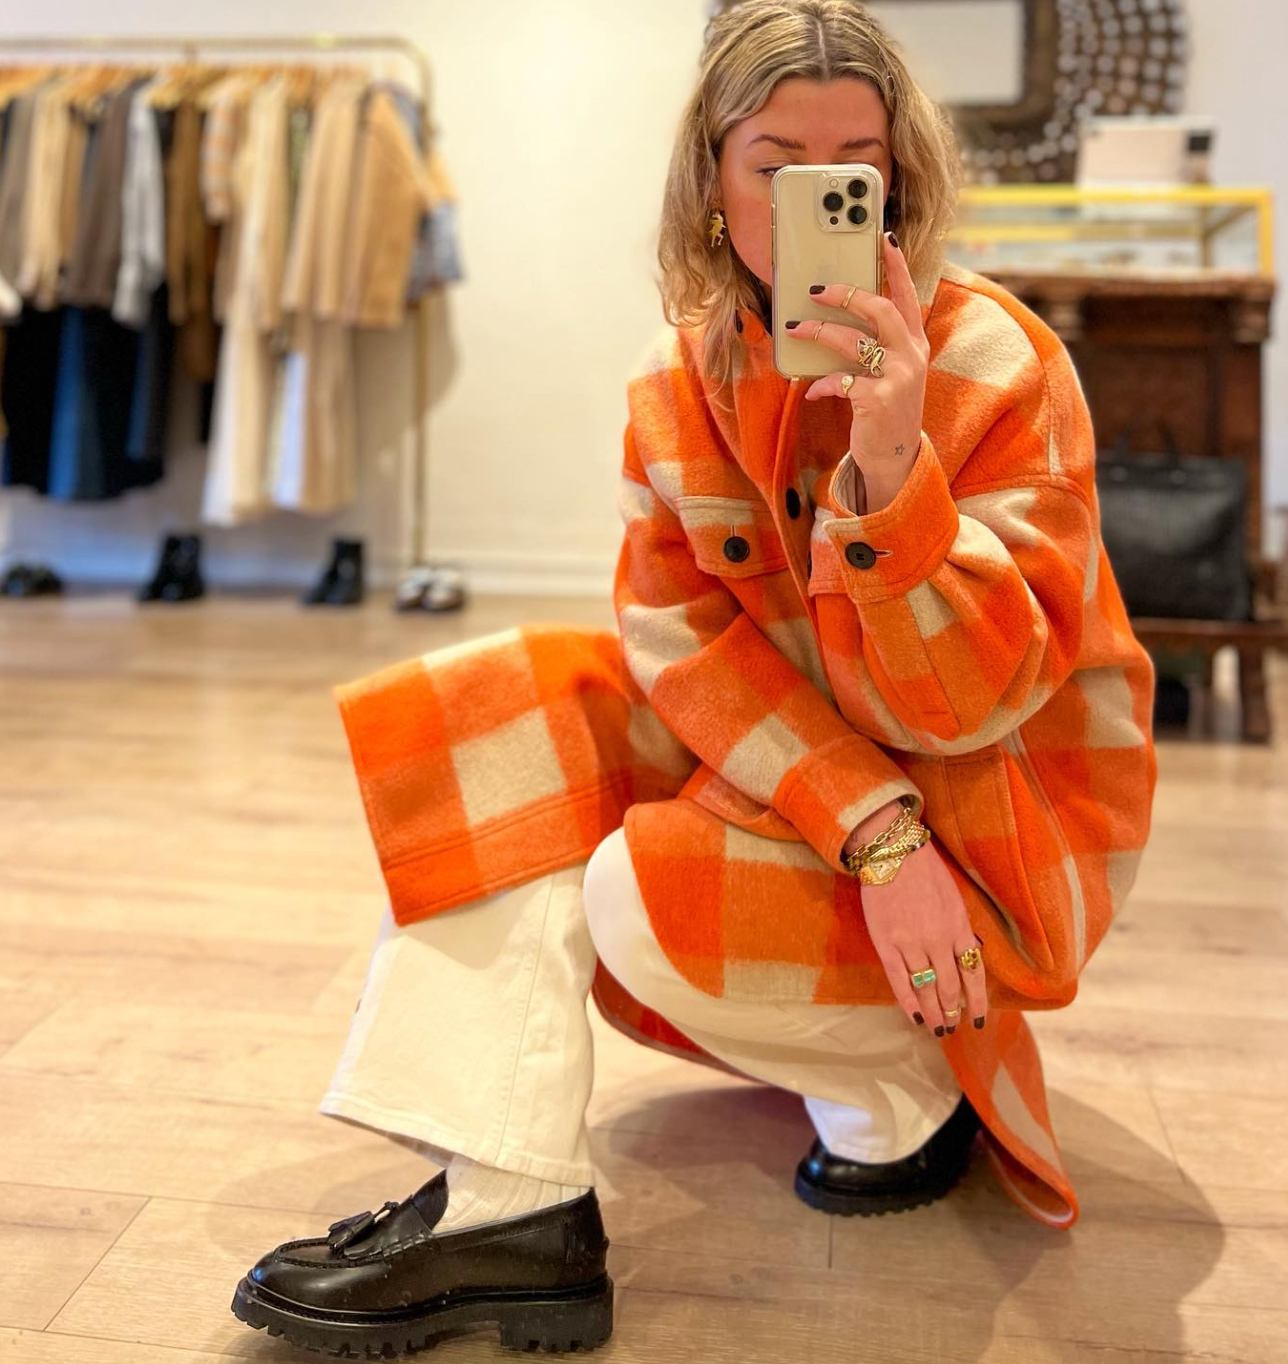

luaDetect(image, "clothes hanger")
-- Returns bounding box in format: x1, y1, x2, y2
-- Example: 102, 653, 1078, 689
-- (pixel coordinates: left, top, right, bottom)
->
284, 63, 316, 107
60, 63, 108, 115
145, 60, 206, 110
0, 64, 57, 108
66, 62, 134, 116
195, 63, 258, 112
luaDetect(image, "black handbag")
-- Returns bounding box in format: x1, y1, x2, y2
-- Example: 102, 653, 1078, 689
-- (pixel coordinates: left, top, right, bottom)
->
1094, 420, 1251, 621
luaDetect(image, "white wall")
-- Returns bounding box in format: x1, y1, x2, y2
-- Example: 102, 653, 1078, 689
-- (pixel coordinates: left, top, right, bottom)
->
1182, 0, 1287, 555
0, 0, 1282, 594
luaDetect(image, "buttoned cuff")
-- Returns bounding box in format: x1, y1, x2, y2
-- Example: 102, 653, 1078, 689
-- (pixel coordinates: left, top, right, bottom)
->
773, 732, 924, 873
819, 431, 959, 604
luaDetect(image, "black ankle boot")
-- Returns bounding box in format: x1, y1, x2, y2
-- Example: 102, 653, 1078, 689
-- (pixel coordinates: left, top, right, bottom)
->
302, 537, 365, 606
138, 532, 205, 603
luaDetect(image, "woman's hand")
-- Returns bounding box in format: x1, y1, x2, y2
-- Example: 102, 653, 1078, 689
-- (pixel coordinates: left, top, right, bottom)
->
795, 233, 930, 511
857, 836, 988, 1036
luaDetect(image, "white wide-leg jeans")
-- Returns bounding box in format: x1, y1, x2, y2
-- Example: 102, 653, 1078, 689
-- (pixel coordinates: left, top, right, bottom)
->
319, 827, 963, 1185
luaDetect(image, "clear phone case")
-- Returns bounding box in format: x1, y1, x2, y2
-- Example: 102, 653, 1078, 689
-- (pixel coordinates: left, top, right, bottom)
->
771, 163, 885, 380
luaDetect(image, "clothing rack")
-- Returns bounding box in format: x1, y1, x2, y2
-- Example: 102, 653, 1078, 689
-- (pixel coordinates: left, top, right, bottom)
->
0, 32, 438, 593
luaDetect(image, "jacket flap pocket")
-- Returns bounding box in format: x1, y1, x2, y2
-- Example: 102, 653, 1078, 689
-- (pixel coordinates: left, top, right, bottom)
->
673, 495, 788, 578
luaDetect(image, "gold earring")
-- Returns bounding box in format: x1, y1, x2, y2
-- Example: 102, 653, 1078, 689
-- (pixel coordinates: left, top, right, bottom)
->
707, 207, 726, 249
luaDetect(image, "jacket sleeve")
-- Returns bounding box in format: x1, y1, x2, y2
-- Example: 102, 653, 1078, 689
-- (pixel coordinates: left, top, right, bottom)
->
813, 327, 1097, 755
615, 418, 923, 875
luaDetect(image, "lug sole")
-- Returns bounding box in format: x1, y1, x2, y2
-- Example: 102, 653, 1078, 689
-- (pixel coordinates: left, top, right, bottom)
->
793, 1164, 967, 1217
231, 1273, 613, 1356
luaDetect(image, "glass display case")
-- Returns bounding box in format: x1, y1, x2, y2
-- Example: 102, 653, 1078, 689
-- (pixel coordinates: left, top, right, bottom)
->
947, 185, 1274, 278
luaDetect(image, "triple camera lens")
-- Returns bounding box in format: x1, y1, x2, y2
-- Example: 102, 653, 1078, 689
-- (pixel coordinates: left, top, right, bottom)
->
823, 178, 870, 225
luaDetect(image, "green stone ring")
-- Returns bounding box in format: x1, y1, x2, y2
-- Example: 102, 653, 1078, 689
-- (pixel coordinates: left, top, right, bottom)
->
910, 967, 937, 989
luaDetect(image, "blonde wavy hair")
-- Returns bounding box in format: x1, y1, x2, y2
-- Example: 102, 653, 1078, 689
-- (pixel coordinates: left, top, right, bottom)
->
656, 0, 964, 402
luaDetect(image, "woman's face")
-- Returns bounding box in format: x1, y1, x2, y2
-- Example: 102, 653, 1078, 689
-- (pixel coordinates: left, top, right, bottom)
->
716, 77, 893, 296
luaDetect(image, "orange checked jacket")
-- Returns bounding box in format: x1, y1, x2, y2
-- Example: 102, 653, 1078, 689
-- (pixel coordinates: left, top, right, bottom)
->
333, 255, 1158, 1232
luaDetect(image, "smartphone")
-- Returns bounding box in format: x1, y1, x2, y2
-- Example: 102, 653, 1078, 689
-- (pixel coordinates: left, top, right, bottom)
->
771, 163, 885, 380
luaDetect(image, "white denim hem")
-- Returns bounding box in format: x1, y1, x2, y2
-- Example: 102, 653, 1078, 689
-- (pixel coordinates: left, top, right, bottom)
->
318, 1091, 598, 1187
804, 1088, 964, 1164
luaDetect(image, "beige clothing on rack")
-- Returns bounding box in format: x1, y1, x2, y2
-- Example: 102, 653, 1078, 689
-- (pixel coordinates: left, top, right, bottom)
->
201, 71, 257, 327
268, 76, 365, 516
0, 87, 38, 311
279, 76, 364, 318
14, 76, 71, 309
266, 312, 357, 513
340, 85, 432, 329
201, 76, 291, 527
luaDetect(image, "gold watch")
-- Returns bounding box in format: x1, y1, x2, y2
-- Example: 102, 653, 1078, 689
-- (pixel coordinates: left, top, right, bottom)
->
841, 797, 932, 886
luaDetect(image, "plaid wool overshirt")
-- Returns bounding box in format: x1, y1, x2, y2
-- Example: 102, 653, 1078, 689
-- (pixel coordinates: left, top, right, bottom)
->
333, 256, 1158, 1229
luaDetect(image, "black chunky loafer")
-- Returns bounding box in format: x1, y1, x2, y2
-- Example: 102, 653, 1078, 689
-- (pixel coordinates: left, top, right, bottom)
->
230, 1171, 613, 1355
794, 1092, 982, 1216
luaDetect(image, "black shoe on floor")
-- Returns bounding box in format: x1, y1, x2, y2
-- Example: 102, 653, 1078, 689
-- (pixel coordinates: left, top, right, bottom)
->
794, 1092, 982, 1217
301, 537, 364, 606
137, 533, 205, 603
230, 1171, 614, 1355
2, 563, 64, 597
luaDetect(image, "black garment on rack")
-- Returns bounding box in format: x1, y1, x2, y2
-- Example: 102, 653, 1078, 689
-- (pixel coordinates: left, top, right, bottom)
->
126, 282, 175, 471
0, 307, 63, 495
2, 289, 174, 500
46, 304, 163, 501
2, 78, 174, 502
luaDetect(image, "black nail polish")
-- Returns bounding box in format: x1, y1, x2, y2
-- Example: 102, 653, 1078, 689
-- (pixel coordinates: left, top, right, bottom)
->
934, 1025, 945, 1037
785, 320, 800, 330
947, 1025, 956, 1034
808, 284, 825, 294
974, 1016, 985, 1029
887, 231, 899, 250
913, 1012, 924, 1025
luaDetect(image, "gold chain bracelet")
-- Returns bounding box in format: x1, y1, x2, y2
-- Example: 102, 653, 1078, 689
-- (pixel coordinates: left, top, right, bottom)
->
841, 796, 932, 885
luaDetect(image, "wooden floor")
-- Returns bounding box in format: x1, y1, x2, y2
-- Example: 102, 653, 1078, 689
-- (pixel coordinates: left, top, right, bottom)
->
1, 589, 1286, 1364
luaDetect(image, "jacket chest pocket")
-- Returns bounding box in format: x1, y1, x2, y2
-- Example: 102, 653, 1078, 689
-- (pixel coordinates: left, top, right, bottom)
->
673, 495, 788, 579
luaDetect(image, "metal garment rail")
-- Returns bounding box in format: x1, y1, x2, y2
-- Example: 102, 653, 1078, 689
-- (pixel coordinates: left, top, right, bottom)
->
0, 32, 437, 587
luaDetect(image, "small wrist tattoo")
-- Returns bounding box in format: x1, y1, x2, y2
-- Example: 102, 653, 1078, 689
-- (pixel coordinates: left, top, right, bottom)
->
894, 443, 904, 457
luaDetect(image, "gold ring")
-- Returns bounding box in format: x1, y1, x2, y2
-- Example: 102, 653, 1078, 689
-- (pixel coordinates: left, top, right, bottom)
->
909, 967, 936, 989
839, 373, 855, 397
855, 334, 885, 378
943, 1007, 961, 1018
841, 284, 858, 309
958, 946, 983, 971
